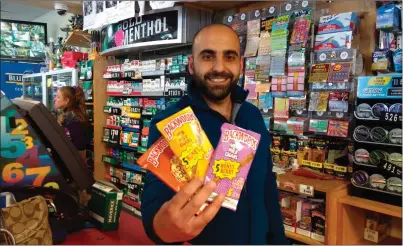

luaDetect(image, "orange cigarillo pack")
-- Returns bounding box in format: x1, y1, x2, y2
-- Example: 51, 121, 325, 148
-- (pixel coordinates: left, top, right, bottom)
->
138, 137, 188, 192
156, 107, 213, 179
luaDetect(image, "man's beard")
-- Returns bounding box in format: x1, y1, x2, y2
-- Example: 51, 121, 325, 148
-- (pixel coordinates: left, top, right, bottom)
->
193, 70, 238, 102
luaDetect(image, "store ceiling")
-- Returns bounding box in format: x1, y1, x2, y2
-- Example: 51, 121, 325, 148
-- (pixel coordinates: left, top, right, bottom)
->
0, 0, 52, 21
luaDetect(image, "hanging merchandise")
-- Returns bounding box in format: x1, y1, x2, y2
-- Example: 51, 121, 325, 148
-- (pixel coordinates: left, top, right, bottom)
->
83, 1, 95, 31
244, 19, 261, 57
104, 1, 119, 26
117, 1, 136, 21
149, 1, 176, 10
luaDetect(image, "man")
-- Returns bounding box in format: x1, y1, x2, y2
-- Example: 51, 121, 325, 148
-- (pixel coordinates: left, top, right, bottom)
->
141, 24, 287, 245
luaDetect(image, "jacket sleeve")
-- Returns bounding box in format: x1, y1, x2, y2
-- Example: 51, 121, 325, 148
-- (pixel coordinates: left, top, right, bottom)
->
265, 150, 288, 245
140, 119, 176, 244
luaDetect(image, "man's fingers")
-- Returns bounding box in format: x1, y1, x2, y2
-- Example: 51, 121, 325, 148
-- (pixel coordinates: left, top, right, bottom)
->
169, 178, 204, 209
192, 194, 225, 229
181, 181, 217, 220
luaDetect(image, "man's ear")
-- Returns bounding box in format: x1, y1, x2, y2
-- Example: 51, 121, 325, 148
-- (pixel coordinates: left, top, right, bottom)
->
188, 55, 194, 75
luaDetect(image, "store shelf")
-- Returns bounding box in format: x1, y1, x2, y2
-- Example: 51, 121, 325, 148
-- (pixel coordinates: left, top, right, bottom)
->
85, 102, 93, 105
350, 182, 402, 197
339, 195, 402, 218
354, 111, 379, 121
285, 231, 323, 245
353, 158, 377, 168
354, 140, 402, 147
276, 171, 349, 195
122, 163, 146, 174
106, 91, 142, 97
357, 236, 402, 245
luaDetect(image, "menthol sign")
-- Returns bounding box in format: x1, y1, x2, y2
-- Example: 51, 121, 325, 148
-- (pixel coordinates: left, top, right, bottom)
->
101, 7, 183, 54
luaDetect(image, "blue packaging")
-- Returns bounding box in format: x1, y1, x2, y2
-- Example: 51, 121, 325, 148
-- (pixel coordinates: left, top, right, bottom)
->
376, 4, 401, 31
357, 75, 402, 99
393, 49, 402, 72
318, 12, 360, 34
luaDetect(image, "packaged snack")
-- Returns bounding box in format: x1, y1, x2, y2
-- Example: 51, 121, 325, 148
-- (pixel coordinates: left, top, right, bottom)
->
156, 107, 213, 178
138, 137, 188, 192
205, 123, 261, 211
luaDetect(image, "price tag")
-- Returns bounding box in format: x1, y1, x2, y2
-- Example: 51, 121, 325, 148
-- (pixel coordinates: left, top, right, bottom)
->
380, 112, 402, 123
381, 160, 402, 177
111, 72, 121, 78
110, 175, 120, 185
130, 107, 141, 113
165, 89, 184, 97
124, 71, 135, 78
111, 108, 121, 115
299, 184, 314, 196
109, 129, 121, 144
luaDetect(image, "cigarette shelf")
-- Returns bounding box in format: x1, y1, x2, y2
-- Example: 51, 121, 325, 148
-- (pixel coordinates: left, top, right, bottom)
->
353, 140, 402, 147
338, 196, 402, 218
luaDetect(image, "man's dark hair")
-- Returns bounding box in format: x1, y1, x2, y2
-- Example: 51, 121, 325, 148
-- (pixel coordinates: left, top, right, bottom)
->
191, 23, 239, 55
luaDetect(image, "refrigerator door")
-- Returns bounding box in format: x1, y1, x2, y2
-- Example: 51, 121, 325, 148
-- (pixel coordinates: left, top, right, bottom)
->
44, 68, 78, 110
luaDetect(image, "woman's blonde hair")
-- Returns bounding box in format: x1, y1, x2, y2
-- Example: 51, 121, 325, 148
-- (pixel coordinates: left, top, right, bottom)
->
57, 86, 88, 125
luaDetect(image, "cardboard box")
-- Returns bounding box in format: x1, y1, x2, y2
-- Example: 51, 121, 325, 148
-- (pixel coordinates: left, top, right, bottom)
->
318, 12, 359, 34
364, 212, 391, 243
314, 31, 353, 50
88, 181, 123, 231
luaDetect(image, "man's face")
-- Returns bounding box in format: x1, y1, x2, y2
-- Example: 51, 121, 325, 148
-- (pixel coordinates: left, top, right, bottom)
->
189, 25, 241, 101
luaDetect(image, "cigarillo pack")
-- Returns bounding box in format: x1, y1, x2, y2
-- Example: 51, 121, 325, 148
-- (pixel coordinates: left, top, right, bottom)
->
205, 123, 261, 211
138, 137, 189, 192
156, 107, 213, 179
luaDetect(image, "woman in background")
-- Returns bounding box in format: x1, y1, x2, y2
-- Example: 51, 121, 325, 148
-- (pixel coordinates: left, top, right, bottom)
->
54, 86, 89, 164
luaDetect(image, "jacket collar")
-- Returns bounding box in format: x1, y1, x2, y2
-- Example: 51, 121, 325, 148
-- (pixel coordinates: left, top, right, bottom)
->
183, 77, 249, 109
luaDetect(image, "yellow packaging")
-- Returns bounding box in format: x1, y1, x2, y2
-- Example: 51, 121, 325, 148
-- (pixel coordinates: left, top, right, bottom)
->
156, 107, 213, 178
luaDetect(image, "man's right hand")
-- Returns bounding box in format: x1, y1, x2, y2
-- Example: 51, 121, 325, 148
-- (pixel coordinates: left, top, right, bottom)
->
152, 178, 225, 243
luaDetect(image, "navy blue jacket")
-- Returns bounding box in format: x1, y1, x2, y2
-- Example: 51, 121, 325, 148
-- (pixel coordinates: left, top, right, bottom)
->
141, 82, 287, 245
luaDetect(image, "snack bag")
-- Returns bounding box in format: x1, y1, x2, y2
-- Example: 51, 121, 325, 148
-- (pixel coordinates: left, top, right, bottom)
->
156, 107, 213, 179
138, 137, 189, 192
205, 123, 261, 211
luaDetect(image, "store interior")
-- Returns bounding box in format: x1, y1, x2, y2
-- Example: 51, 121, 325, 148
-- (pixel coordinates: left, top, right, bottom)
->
0, 0, 402, 245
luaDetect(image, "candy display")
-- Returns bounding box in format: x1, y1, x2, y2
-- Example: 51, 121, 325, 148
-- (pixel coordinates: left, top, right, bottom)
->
205, 123, 260, 211
156, 107, 213, 179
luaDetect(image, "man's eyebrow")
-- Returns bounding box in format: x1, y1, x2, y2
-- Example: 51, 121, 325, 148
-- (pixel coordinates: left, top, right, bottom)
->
198, 49, 240, 56
199, 49, 216, 55
224, 50, 240, 56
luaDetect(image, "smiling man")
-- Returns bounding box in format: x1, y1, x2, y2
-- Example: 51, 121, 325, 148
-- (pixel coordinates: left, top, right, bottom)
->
141, 24, 287, 245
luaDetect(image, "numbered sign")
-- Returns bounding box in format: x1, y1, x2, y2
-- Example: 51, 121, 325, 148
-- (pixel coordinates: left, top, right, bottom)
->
0, 94, 66, 189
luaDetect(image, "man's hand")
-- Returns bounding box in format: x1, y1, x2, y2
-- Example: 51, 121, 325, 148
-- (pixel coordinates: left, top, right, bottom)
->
153, 178, 225, 243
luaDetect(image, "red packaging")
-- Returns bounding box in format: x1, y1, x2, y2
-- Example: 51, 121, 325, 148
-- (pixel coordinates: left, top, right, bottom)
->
138, 137, 188, 192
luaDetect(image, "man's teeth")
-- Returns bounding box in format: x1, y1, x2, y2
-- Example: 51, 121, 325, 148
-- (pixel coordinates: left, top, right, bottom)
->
210, 78, 227, 82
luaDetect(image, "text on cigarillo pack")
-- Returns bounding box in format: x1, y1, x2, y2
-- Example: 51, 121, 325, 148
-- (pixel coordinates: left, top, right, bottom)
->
205, 123, 261, 211
156, 106, 213, 179
139, 107, 261, 212
137, 137, 189, 192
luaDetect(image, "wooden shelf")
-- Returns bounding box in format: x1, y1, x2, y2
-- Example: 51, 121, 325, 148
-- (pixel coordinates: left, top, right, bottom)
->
357, 236, 402, 245
339, 196, 402, 218
285, 231, 323, 245
65, 30, 91, 48
277, 171, 349, 195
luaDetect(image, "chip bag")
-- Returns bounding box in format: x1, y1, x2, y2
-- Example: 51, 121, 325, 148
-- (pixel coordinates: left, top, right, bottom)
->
156, 107, 213, 179
205, 123, 261, 211
138, 137, 189, 192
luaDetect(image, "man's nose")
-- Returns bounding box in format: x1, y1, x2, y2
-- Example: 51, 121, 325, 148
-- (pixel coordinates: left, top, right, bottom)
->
213, 56, 225, 72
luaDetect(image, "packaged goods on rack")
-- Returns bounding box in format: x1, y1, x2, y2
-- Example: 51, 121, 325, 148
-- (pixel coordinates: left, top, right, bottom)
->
364, 212, 392, 243
279, 191, 326, 241
352, 74, 402, 204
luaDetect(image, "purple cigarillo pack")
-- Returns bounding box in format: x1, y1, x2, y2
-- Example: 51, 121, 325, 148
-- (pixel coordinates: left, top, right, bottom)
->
205, 123, 261, 211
